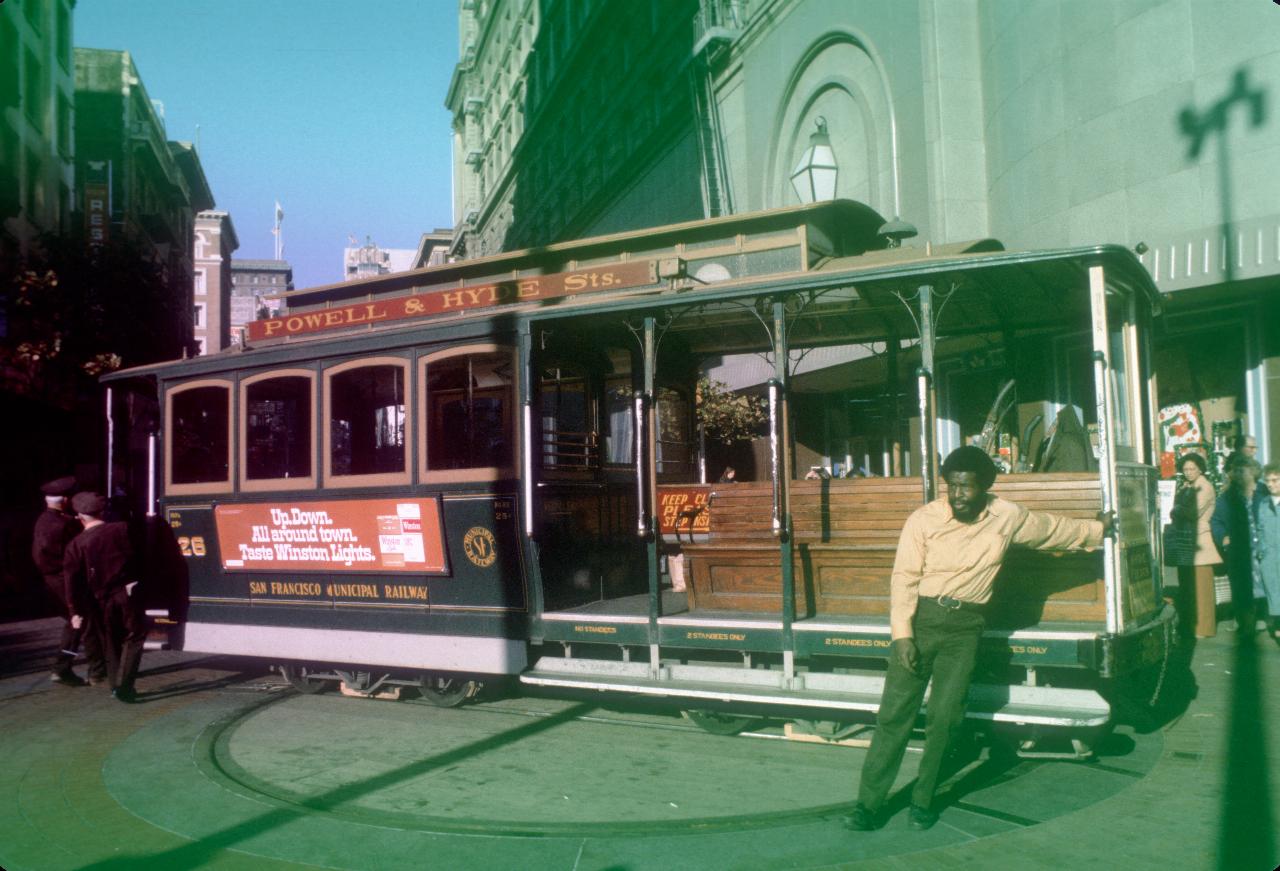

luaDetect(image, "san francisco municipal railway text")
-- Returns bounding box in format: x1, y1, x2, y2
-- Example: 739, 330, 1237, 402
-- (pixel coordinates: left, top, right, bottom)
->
248, 581, 428, 601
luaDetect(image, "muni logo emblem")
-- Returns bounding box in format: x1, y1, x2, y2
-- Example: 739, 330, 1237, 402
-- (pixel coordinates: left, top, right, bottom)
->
463, 526, 498, 568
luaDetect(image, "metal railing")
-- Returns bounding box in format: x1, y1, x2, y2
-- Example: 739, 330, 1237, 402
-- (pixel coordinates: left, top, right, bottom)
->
693, 0, 749, 56
542, 430, 598, 469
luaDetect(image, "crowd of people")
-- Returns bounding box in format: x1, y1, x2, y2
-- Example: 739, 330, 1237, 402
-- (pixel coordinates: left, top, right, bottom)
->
1167, 435, 1280, 643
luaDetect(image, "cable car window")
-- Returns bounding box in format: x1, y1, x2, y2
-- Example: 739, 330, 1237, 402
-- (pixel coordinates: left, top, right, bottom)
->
1106, 294, 1137, 457
425, 351, 513, 471
657, 388, 693, 475
604, 375, 633, 465
541, 365, 592, 468
328, 363, 406, 477
244, 374, 312, 481
169, 383, 230, 488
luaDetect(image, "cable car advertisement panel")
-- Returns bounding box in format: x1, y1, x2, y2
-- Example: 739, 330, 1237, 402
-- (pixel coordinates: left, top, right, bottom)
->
214, 498, 448, 574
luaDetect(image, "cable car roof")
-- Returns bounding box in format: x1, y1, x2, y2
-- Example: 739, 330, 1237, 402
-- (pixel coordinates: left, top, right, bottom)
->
104, 200, 1159, 383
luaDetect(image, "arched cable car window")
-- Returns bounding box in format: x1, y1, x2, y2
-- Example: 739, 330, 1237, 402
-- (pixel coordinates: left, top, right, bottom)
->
423, 349, 514, 474
167, 380, 231, 493
241, 370, 315, 489
325, 358, 409, 484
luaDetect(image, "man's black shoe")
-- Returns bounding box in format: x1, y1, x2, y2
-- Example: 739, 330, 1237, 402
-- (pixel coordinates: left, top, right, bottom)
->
842, 803, 877, 831
112, 687, 137, 704
50, 671, 87, 687
908, 805, 939, 830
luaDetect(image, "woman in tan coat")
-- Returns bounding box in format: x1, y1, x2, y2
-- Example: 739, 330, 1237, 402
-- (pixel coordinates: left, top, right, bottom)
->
1175, 452, 1219, 638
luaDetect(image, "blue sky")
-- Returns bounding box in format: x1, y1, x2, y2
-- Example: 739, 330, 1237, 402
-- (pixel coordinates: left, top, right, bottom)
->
75, 0, 459, 290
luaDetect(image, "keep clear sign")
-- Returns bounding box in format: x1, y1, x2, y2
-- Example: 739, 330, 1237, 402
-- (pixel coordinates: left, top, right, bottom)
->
215, 498, 447, 573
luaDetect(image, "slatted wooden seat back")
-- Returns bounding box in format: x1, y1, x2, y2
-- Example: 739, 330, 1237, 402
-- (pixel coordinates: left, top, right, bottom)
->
680, 473, 1105, 625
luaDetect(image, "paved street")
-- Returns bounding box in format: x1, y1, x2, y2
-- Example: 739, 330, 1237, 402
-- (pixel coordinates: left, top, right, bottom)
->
0, 617, 1276, 870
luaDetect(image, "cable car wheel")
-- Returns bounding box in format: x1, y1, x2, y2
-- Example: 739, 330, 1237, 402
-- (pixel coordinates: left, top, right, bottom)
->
416, 674, 480, 707
680, 708, 757, 736
278, 664, 334, 695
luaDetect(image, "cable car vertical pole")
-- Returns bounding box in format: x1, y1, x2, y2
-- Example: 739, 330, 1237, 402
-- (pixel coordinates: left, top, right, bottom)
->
1088, 265, 1121, 635
771, 301, 796, 683
918, 285, 937, 502
641, 316, 661, 674
105, 387, 114, 502
519, 324, 536, 538
517, 322, 545, 620
146, 433, 157, 517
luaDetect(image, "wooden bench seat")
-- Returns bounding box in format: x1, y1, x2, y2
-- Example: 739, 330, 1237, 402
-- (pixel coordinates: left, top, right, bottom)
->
677, 473, 1105, 628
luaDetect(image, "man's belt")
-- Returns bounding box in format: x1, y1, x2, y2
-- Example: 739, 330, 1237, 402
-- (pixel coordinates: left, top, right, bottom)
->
919, 594, 986, 614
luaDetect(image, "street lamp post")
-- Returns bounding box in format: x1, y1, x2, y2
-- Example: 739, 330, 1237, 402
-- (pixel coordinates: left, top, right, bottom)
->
789, 116, 838, 204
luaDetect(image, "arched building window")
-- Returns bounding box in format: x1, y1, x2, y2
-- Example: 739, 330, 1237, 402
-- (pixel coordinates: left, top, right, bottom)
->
767, 32, 897, 215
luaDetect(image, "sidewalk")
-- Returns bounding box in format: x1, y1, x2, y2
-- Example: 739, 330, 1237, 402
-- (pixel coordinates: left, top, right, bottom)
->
0, 618, 1276, 870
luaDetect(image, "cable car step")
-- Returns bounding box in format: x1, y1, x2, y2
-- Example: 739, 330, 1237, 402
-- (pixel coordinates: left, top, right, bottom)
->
520, 657, 1111, 728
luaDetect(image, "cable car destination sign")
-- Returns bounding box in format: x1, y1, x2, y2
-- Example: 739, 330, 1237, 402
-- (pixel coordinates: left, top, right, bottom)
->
247, 259, 658, 341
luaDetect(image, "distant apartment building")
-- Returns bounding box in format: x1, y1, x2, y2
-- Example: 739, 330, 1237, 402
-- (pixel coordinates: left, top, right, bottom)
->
74, 48, 214, 354
343, 237, 416, 281
192, 211, 239, 355
0, 0, 76, 265
229, 259, 292, 345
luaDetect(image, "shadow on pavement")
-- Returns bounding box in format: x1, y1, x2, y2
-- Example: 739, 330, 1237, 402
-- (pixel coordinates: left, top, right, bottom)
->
131, 672, 269, 703
74, 700, 600, 870
1217, 634, 1274, 870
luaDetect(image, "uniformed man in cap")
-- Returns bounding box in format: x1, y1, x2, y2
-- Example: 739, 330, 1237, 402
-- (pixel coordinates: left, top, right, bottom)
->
63, 491, 146, 703
845, 446, 1111, 832
31, 477, 103, 685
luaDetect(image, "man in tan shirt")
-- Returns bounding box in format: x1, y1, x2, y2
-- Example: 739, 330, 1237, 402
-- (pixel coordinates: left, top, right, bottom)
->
847, 446, 1108, 831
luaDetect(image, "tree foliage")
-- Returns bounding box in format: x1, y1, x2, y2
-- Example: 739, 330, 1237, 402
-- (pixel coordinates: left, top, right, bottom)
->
2, 233, 190, 407
695, 376, 767, 444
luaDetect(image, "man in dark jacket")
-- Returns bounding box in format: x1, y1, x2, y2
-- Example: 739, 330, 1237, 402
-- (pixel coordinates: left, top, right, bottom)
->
31, 476, 103, 685
63, 491, 146, 702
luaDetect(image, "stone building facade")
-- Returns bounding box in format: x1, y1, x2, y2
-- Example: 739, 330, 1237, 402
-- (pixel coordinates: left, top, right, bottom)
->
448, 0, 1280, 463
74, 48, 214, 354
193, 211, 240, 355
229, 259, 293, 346
0, 0, 77, 265
447, 0, 703, 259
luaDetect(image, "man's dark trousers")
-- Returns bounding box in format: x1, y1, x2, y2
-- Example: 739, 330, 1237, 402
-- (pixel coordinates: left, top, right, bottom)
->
858, 597, 985, 812
99, 586, 146, 693
42, 573, 106, 680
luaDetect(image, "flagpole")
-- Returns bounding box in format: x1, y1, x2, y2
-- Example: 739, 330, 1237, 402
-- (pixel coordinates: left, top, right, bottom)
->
273, 201, 284, 260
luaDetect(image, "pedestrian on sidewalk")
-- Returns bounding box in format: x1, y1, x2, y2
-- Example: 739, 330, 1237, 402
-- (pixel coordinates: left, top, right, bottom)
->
845, 446, 1109, 832
1174, 452, 1219, 639
1253, 462, 1280, 644
63, 491, 146, 703
1212, 455, 1263, 635
30, 477, 104, 686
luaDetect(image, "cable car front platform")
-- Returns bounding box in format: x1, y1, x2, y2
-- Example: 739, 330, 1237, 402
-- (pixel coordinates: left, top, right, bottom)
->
527, 593, 1144, 732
